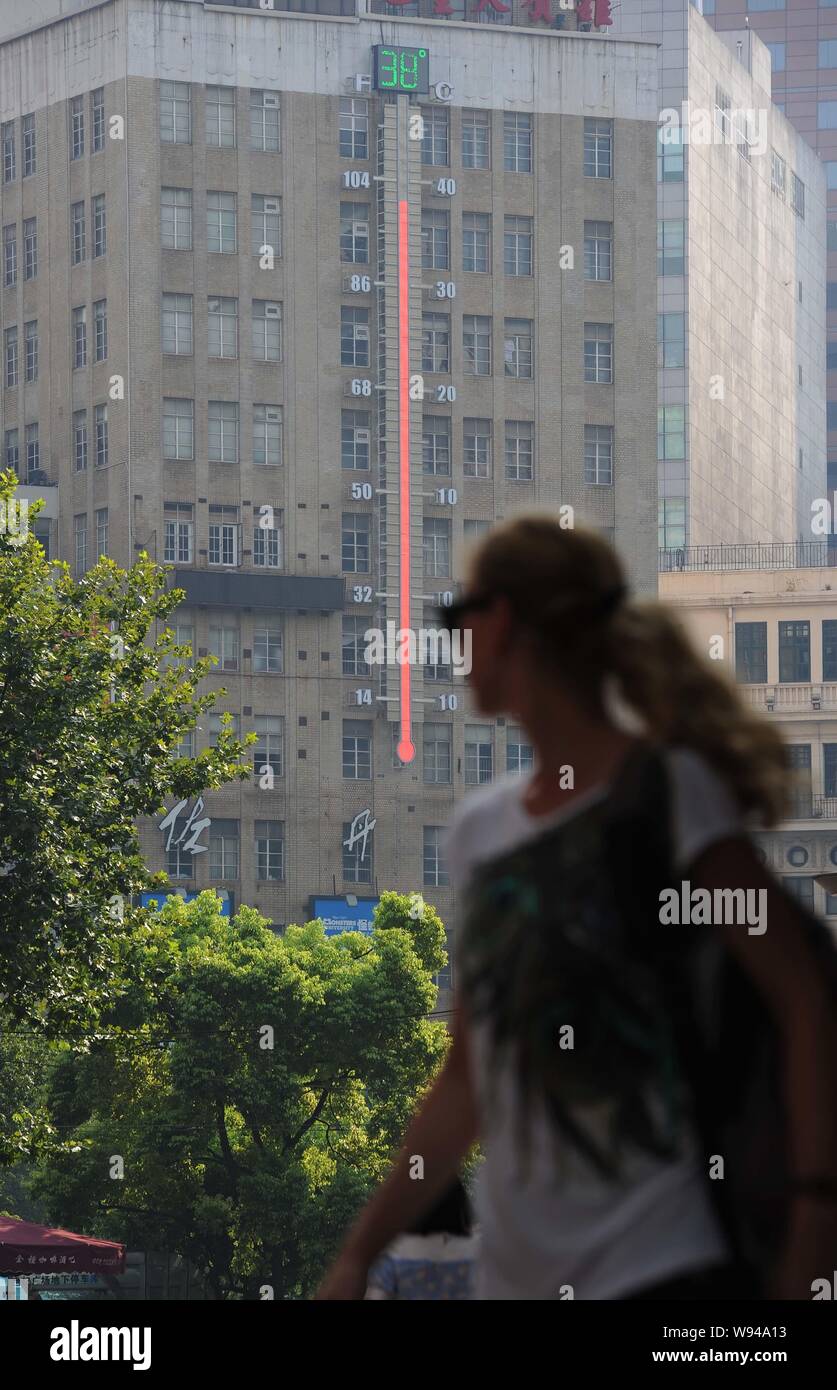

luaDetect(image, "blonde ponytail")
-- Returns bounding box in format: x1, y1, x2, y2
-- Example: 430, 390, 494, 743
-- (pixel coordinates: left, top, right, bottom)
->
470, 515, 788, 827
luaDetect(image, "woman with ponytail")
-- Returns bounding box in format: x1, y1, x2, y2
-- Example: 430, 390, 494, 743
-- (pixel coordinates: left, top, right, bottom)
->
317, 516, 837, 1301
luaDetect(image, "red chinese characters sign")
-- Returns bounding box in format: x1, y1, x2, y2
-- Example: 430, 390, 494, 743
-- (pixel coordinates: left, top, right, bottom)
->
381, 0, 613, 24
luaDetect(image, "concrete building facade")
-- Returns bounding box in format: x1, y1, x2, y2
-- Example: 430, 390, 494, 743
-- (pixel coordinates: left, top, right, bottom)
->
0, 0, 659, 991
614, 0, 826, 553
661, 545, 837, 932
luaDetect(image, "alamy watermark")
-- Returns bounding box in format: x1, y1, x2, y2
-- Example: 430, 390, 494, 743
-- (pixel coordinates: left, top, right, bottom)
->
364, 622, 471, 677
659, 881, 767, 935
659, 101, 768, 160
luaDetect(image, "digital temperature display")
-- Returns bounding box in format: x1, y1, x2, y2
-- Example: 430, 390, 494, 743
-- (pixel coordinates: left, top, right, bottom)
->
372, 45, 430, 95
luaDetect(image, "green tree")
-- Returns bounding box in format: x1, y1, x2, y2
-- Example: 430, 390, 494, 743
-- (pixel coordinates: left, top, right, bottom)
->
0, 471, 251, 1031
28, 890, 449, 1299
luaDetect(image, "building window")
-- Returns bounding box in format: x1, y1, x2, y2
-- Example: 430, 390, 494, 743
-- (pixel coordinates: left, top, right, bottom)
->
505, 421, 534, 482
825, 744, 837, 798
161, 187, 193, 250
658, 312, 686, 368
206, 85, 236, 147
423, 826, 449, 887
255, 821, 284, 881
423, 606, 451, 681
337, 408, 369, 475
657, 220, 685, 276
207, 191, 236, 254
421, 106, 449, 166
164, 502, 194, 563
94, 299, 108, 362
343, 719, 372, 779
584, 323, 613, 384
2, 122, 14, 182
95, 507, 108, 559
73, 411, 87, 473
463, 314, 491, 375
74, 513, 87, 576
340, 202, 369, 264
92, 194, 106, 257
504, 319, 533, 379
422, 313, 450, 374
254, 718, 284, 781
423, 724, 452, 784
92, 89, 105, 152
463, 212, 490, 273
507, 726, 534, 774
253, 624, 282, 673
584, 221, 612, 281
658, 497, 686, 550
4, 327, 17, 388
584, 424, 614, 486
423, 517, 451, 576
70, 95, 85, 160
208, 296, 239, 359
781, 876, 814, 909
73, 306, 87, 369
4, 428, 18, 474
165, 813, 193, 879
24, 321, 38, 382
658, 405, 687, 460
584, 117, 612, 178
504, 216, 533, 276
95, 404, 108, 469
161, 294, 193, 355
422, 416, 452, 476
163, 398, 194, 461
71, 202, 86, 264
209, 820, 240, 881
252, 194, 281, 259
342, 615, 371, 677
160, 81, 191, 144
253, 512, 282, 568
422, 209, 449, 270
462, 109, 490, 169
657, 128, 684, 183
771, 150, 786, 200
339, 97, 368, 160
464, 418, 492, 479
465, 724, 493, 784
208, 402, 239, 464
503, 112, 532, 173
23, 218, 36, 281
341, 306, 369, 367
2, 225, 15, 287
252, 300, 281, 361
823, 620, 837, 681
464, 519, 490, 548
785, 744, 812, 818
766, 42, 786, 71
22, 115, 35, 177
791, 173, 805, 219
735, 622, 767, 684
250, 89, 280, 152
254, 404, 283, 467
25, 423, 39, 479
208, 513, 240, 569
778, 621, 810, 683
342, 512, 371, 573
343, 820, 372, 884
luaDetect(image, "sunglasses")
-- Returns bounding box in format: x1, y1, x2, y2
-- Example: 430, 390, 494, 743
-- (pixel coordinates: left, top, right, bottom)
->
436, 591, 497, 634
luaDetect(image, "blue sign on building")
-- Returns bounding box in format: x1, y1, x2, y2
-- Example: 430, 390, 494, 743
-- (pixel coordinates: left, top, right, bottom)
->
310, 896, 379, 936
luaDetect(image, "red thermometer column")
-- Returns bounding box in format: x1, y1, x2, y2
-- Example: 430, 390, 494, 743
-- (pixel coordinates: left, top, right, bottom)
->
396, 194, 415, 764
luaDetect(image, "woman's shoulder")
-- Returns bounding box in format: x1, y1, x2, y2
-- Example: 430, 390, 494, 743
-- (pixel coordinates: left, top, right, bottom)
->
444, 772, 532, 886
661, 744, 745, 869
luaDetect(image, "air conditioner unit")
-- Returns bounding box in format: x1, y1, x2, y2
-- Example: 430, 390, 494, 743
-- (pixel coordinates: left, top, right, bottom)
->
265, 303, 281, 319
264, 199, 280, 215
356, 429, 370, 445
263, 94, 279, 109
208, 298, 220, 312
354, 222, 369, 238
356, 325, 369, 340
350, 74, 372, 93
265, 408, 282, 422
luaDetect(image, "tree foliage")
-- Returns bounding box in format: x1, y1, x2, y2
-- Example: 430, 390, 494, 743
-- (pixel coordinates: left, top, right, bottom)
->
26, 891, 449, 1298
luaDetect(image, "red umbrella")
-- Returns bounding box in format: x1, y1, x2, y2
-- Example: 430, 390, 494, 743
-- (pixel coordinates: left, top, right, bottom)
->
0, 1215, 125, 1276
